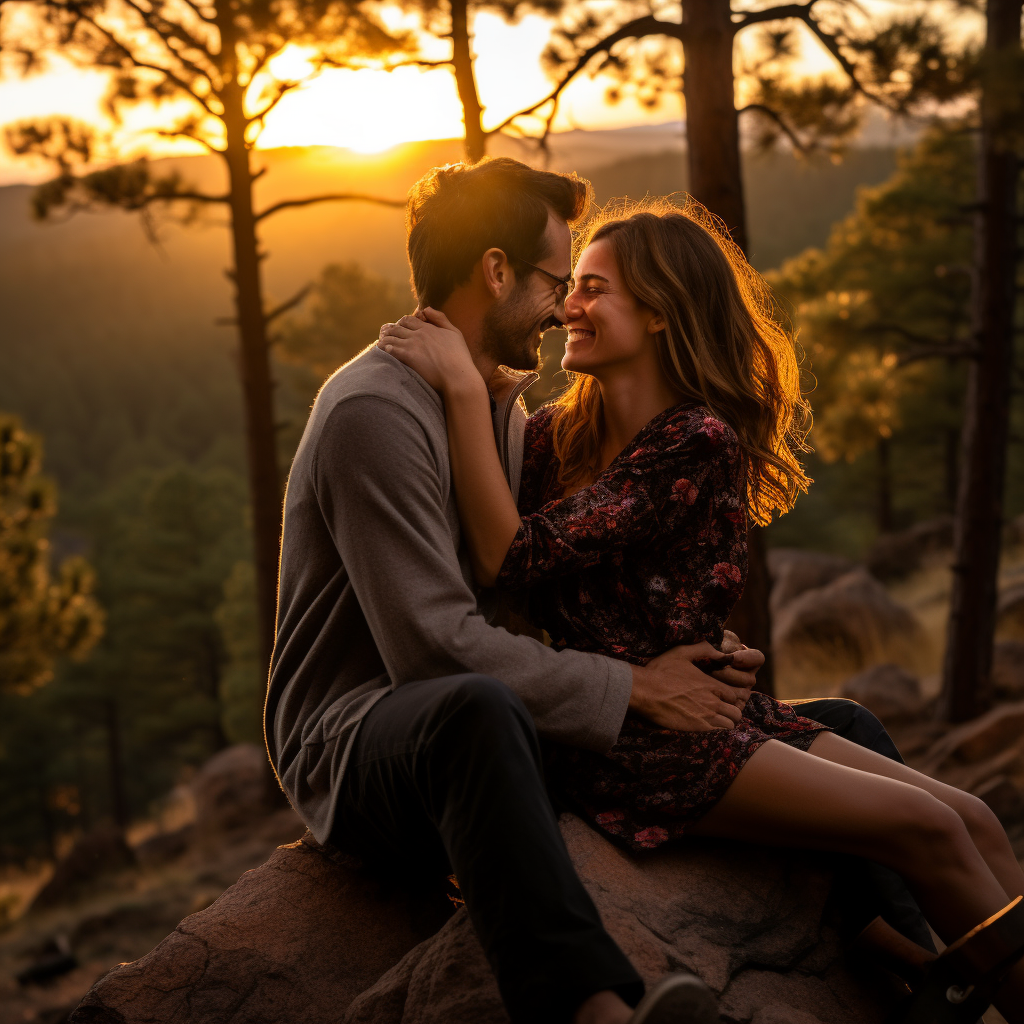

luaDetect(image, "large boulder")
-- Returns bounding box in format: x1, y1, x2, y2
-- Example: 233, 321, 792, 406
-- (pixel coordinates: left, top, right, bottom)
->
993, 640, 1024, 701
865, 517, 953, 582
840, 664, 921, 724
773, 568, 927, 692
30, 826, 135, 912
72, 817, 894, 1024
997, 583, 1024, 642
766, 549, 854, 617
191, 744, 276, 835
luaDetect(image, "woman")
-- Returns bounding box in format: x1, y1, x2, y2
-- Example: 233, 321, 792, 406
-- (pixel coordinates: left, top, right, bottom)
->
379, 200, 1024, 1018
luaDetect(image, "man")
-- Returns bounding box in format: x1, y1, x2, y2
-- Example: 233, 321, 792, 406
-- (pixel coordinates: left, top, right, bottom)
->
266, 157, 924, 1024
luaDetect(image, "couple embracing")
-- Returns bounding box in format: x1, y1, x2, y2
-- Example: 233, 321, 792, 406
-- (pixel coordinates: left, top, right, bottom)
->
266, 158, 1024, 1024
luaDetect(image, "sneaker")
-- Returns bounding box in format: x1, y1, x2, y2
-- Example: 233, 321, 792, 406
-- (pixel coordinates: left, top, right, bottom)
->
627, 972, 719, 1024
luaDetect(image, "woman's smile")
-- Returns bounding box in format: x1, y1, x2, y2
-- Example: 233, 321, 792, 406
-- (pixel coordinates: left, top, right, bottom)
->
566, 327, 595, 346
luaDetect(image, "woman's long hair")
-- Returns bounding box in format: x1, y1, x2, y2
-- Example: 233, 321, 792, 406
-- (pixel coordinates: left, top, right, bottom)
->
550, 198, 811, 526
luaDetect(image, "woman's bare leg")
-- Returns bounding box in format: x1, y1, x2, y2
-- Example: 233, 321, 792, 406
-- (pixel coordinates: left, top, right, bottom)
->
808, 731, 1024, 902
688, 739, 1024, 1022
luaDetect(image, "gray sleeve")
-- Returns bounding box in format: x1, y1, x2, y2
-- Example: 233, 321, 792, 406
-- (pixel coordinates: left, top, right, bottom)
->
312, 395, 632, 752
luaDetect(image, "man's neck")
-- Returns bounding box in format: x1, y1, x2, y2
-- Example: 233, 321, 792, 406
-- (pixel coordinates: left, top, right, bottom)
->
438, 296, 498, 385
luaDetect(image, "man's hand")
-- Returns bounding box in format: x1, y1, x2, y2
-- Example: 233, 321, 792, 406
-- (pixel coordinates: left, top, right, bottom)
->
629, 641, 764, 732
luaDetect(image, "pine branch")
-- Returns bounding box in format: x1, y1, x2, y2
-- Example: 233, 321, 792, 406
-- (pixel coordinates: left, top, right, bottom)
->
486, 14, 683, 138
264, 283, 312, 326
119, 0, 217, 71
248, 79, 304, 127
255, 193, 406, 221
737, 102, 809, 152
59, 5, 220, 117
732, 2, 819, 33
152, 125, 223, 154
796, 10, 891, 108
178, 0, 216, 25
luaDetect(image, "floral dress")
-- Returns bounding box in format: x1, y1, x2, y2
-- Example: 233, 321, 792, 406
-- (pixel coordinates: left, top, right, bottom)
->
497, 402, 828, 853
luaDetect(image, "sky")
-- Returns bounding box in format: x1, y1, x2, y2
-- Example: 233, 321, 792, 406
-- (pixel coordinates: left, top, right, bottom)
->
0, 2, 980, 184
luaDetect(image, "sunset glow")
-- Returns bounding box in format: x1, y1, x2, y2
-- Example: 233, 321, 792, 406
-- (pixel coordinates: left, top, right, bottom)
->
0, 2, 981, 183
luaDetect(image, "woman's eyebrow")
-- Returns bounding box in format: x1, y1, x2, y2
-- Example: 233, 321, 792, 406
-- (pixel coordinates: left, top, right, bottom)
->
578, 273, 609, 283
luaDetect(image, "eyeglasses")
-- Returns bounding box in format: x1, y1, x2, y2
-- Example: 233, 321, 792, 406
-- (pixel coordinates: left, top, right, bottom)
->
510, 256, 574, 304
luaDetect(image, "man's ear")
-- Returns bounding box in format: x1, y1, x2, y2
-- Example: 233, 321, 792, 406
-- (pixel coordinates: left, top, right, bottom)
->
481, 248, 514, 299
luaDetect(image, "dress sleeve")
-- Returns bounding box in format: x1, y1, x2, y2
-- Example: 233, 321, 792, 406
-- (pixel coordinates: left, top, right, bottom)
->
497, 409, 742, 588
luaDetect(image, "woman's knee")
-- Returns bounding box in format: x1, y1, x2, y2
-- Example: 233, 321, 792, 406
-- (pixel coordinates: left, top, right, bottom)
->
886, 789, 977, 871
946, 789, 1007, 850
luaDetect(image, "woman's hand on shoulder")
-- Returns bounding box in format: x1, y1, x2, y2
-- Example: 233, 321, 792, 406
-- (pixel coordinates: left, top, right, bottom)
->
378, 307, 480, 397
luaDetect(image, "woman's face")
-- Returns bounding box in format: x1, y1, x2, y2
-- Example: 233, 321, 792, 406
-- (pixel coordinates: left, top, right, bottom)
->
561, 238, 662, 376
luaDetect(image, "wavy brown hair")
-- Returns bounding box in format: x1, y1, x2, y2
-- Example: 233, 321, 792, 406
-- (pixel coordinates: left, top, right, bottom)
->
550, 198, 811, 526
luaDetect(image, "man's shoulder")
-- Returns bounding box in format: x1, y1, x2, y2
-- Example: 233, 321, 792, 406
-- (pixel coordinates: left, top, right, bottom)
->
309, 345, 445, 438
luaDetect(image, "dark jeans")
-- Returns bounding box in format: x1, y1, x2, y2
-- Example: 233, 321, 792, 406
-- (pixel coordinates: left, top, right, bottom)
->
333, 681, 932, 1024
333, 675, 644, 1024
789, 697, 936, 952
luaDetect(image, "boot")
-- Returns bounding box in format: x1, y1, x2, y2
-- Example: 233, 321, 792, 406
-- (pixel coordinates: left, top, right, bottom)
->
887, 895, 1024, 1023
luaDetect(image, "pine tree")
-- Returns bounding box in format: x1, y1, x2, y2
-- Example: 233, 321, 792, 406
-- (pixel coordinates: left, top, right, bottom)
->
0, 413, 104, 695
0, 0, 410, 676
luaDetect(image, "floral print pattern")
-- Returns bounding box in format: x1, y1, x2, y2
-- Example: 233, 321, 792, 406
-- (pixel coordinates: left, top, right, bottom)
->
501, 402, 828, 854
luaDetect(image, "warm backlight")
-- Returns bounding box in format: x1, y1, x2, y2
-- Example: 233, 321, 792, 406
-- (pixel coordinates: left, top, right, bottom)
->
258, 64, 465, 155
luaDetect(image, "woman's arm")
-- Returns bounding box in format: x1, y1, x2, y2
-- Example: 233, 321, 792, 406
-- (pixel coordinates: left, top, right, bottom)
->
378, 308, 521, 585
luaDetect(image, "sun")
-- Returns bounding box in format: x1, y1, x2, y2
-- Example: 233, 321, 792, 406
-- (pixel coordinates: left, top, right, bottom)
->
258, 64, 466, 155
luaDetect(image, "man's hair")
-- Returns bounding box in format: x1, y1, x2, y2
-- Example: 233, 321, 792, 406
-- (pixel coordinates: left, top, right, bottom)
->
406, 157, 591, 308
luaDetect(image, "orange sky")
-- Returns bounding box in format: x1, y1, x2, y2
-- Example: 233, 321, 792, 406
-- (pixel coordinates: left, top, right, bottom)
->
0, 3, 980, 184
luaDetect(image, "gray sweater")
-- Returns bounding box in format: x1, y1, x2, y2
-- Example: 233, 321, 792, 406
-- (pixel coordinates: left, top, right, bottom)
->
266, 344, 634, 844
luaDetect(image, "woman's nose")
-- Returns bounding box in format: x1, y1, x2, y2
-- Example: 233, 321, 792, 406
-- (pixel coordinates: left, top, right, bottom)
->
563, 287, 583, 320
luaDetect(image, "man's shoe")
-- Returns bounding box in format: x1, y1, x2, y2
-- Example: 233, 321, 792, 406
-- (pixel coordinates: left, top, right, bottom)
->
627, 972, 719, 1024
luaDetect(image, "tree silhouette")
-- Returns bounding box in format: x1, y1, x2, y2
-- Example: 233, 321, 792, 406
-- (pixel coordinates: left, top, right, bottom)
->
0, 413, 104, 695
385, 1, 565, 162
769, 127, 976, 534
0, 0, 410, 676
942, 0, 1024, 722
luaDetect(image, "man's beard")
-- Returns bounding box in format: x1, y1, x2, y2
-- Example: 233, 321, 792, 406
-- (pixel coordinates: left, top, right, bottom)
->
481, 283, 562, 372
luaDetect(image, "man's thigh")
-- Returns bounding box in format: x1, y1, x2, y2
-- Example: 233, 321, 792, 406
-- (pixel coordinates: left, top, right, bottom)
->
786, 696, 904, 764
332, 674, 538, 878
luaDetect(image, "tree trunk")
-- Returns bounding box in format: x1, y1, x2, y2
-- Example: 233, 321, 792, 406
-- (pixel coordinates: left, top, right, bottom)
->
219, 84, 282, 684
877, 434, 893, 534
681, 0, 747, 250
683, 0, 771, 691
450, 0, 486, 163
940, 0, 1022, 723
104, 697, 128, 830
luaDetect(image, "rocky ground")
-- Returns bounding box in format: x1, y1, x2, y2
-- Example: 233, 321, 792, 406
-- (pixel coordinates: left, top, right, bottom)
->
3, 530, 1023, 1023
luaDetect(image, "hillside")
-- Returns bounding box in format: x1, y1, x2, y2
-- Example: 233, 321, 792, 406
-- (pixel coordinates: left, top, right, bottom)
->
0, 130, 896, 507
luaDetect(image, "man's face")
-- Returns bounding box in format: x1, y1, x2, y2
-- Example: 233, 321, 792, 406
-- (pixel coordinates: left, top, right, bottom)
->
481, 212, 572, 372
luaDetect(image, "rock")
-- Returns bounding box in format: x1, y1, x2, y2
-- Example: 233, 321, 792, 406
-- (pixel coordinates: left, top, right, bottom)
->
997, 584, 1024, 642
773, 568, 926, 687
72, 818, 894, 1024
70, 835, 454, 1024
16, 936, 78, 987
924, 701, 1024, 771
993, 640, 1024, 701
766, 549, 854, 616
191, 744, 274, 834
840, 664, 921, 723
133, 823, 195, 867
972, 775, 1024, 825
865, 516, 953, 581
30, 826, 135, 912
